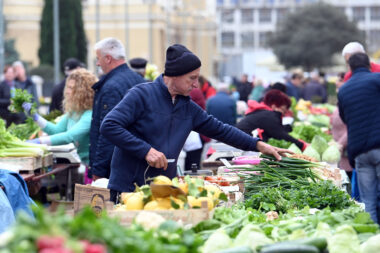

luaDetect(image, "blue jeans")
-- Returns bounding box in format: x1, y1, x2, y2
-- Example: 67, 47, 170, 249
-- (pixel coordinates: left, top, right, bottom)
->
355, 148, 380, 224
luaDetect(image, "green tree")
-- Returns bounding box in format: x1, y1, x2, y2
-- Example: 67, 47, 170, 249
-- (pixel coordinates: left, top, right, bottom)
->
38, 0, 87, 70
4, 39, 19, 65
269, 3, 364, 70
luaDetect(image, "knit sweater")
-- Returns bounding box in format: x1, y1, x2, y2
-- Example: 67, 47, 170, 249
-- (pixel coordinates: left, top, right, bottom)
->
338, 68, 380, 167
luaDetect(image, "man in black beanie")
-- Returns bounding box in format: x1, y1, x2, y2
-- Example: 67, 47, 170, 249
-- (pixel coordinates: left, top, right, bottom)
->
100, 44, 291, 201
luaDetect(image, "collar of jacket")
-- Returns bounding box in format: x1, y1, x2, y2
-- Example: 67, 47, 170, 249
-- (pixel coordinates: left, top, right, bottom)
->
156, 74, 190, 104
92, 64, 129, 91
352, 67, 371, 75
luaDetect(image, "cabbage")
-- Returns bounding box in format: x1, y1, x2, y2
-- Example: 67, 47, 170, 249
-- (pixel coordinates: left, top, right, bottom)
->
328, 225, 360, 253
321, 145, 341, 163
288, 143, 302, 154
303, 146, 321, 161
311, 135, 328, 155
202, 229, 232, 253
233, 224, 273, 251
360, 234, 380, 253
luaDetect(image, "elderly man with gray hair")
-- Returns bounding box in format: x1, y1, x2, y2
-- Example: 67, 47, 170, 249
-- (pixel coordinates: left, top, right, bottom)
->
341, 41, 380, 81
89, 37, 145, 181
12, 61, 39, 107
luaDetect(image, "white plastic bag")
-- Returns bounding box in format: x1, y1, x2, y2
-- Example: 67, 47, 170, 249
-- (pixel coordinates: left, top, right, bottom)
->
183, 131, 202, 152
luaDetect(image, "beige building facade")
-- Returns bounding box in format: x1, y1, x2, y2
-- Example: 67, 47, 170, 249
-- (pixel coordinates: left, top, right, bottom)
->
4, 0, 218, 79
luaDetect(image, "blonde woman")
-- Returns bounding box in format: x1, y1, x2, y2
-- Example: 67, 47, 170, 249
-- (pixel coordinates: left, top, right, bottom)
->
23, 69, 97, 166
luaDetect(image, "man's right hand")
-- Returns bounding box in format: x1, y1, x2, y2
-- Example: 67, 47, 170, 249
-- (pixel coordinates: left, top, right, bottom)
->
145, 147, 168, 170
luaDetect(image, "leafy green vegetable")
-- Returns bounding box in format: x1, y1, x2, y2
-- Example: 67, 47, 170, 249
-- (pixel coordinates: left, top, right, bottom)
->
267, 138, 291, 149
327, 225, 360, 253
232, 224, 273, 251
303, 146, 321, 161
201, 230, 232, 253
8, 89, 37, 115
290, 123, 331, 143
360, 234, 380, 253
288, 143, 302, 154
321, 145, 341, 163
311, 135, 328, 155
7, 118, 40, 141
308, 114, 330, 128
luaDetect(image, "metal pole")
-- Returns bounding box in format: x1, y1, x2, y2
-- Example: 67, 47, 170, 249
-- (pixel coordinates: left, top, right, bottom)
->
124, 1, 129, 59
53, 0, 60, 84
0, 0, 4, 74
96, 0, 100, 42
148, 0, 153, 63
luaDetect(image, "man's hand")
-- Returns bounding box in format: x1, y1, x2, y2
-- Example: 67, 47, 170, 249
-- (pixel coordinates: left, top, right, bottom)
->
145, 147, 168, 170
256, 141, 293, 160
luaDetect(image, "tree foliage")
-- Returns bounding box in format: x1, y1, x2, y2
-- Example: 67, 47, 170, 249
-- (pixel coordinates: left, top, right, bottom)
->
38, 0, 87, 70
269, 3, 364, 70
4, 39, 19, 65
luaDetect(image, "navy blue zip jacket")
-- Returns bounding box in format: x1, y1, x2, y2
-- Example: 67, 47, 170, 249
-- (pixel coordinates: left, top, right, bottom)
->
338, 67, 380, 167
101, 75, 260, 192
89, 64, 145, 178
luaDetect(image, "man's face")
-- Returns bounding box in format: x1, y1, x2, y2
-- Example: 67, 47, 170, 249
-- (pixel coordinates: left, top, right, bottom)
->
13, 65, 25, 78
292, 77, 302, 87
172, 68, 200, 96
4, 68, 15, 81
96, 50, 111, 74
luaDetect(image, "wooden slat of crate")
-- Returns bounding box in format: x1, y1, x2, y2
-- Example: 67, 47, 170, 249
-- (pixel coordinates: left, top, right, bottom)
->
42, 153, 54, 167
0, 156, 42, 173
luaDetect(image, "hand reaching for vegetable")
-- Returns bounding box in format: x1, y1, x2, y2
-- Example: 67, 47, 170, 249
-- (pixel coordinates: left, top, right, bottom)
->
145, 147, 168, 170
22, 102, 39, 121
256, 141, 293, 160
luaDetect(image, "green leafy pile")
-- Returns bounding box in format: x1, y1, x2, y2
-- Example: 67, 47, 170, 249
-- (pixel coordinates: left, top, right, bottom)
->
290, 123, 331, 143
7, 118, 40, 141
244, 180, 355, 213
267, 138, 292, 149
8, 89, 37, 115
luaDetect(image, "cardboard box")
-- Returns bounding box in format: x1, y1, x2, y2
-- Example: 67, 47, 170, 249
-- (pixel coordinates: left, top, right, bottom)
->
73, 184, 111, 214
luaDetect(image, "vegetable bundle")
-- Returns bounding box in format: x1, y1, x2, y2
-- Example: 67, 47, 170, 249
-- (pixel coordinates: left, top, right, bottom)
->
8, 89, 37, 115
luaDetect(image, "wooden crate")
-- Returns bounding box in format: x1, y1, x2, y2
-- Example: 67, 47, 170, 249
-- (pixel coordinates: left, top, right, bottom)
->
0, 156, 42, 174
42, 153, 54, 167
73, 184, 111, 214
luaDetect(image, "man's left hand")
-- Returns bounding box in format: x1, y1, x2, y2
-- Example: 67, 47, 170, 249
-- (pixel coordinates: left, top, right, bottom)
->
256, 141, 293, 160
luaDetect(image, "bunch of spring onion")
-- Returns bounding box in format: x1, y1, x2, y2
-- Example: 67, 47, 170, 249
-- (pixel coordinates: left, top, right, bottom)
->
0, 119, 47, 157
239, 154, 322, 197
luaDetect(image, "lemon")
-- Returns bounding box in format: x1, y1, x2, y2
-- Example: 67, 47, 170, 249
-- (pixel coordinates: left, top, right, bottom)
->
178, 182, 188, 194
120, 192, 134, 205
125, 192, 144, 210
205, 185, 222, 199
187, 196, 202, 208
198, 196, 214, 211
153, 175, 172, 185
156, 198, 172, 209
144, 200, 159, 210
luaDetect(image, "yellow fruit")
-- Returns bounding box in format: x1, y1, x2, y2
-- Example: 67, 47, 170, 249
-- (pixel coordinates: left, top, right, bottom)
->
125, 192, 144, 210
205, 185, 222, 199
153, 175, 172, 185
171, 197, 184, 209
187, 196, 202, 208
178, 182, 188, 194
120, 192, 134, 205
144, 200, 159, 210
198, 196, 214, 211
156, 198, 172, 209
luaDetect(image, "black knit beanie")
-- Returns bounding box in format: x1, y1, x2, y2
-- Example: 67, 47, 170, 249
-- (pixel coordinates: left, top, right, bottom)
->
164, 44, 201, 76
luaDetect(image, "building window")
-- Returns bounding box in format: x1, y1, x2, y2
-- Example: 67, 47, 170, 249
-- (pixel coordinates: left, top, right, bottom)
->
221, 32, 235, 47
259, 31, 272, 48
259, 8, 271, 23
277, 8, 288, 23
217, 0, 224, 5
353, 7, 365, 22
369, 30, 380, 52
241, 9, 254, 23
370, 7, 380, 21
241, 32, 254, 48
222, 9, 234, 23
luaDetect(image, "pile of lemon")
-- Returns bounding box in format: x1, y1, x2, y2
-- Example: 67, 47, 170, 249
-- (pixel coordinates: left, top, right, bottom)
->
114, 175, 224, 211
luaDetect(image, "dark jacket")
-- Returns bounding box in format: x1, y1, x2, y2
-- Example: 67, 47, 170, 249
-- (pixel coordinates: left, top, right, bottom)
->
15, 77, 40, 107
206, 91, 237, 126
100, 75, 260, 192
338, 68, 380, 167
89, 64, 145, 178
302, 80, 326, 103
49, 78, 66, 113
236, 101, 303, 150
285, 81, 301, 101
0, 81, 25, 127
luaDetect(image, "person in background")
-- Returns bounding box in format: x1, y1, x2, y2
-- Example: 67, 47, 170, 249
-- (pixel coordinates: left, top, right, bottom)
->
90, 37, 145, 181
230, 85, 240, 101
236, 90, 307, 151
249, 79, 264, 101
50, 58, 84, 113
342, 41, 380, 82
235, 74, 252, 102
100, 44, 290, 198
199, 75, 216, 100
338, 53, 380, 224
12, 61, 39, 108
302, 71, 326, 103
206, 82, 237, 126
129, 57, 148, 80
23, 69, 96, 171
285, 73, 303, 101
0, 66, 25, 127
330, 72, 353, 179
